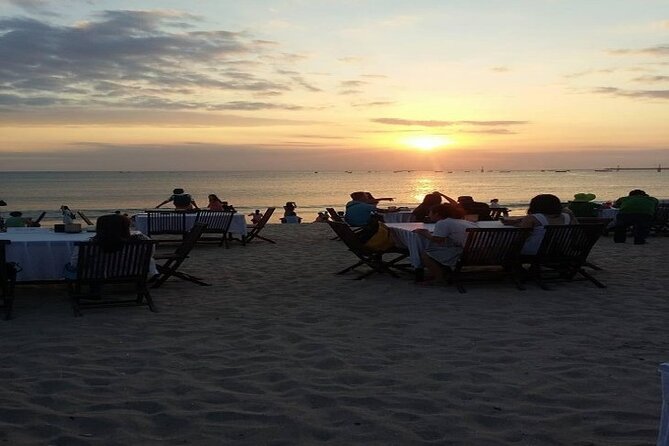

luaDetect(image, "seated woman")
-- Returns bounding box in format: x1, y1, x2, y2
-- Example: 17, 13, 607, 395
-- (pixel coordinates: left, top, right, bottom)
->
281, 201, 302, 223
65, 214, 157, 279
412, 204, 477, 282
206, 194, 225, 211
411, 191, 458, 222
513, 194, 575, 255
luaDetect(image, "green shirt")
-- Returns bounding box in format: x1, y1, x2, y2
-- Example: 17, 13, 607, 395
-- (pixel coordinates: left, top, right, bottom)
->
4, 216, 27, 227
616, 195, 658, 216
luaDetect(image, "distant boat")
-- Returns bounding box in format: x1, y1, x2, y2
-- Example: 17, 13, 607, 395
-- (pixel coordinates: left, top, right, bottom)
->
499, 170, 511, 173
554, 170, 570, 173
594, 169, 610, 172
314, 171, 318, 173
345, 170, 352, 173
434, 170, 443, 172
447, 171, 453, 173
464, 170, 471, 173
540, 170, 546, 172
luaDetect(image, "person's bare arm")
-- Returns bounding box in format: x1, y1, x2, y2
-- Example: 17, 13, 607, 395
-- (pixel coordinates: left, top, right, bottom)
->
155, 199, 170, 208
434, 191, 458, 205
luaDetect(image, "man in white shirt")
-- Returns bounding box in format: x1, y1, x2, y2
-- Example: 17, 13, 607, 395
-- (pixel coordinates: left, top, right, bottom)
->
413, 204, 477, 282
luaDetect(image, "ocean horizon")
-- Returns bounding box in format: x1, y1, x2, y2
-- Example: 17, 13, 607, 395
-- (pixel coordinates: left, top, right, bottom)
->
1, 169, 667, 223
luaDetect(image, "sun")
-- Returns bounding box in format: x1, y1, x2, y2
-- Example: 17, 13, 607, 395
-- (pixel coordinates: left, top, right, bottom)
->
403, 135, 452, 151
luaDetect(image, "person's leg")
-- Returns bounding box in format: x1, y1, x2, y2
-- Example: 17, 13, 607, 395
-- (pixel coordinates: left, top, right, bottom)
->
420, 251, 447, 282
613, 213, 631, 243
631, 213, 652, 244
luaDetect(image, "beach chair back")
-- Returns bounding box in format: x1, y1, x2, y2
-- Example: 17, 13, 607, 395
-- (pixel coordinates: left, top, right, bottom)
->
243, 207, 276, 244
33, 211, 46, 225
195, 211, 235, 247
70, 239, 157, 316
152, 223, 209, 288
459, 227, 530, 267
530, 224, 606, 288
327, 221, 366, 254
77, 211, 94, 226
145, 210, 187, 236
326, 208, 344, 223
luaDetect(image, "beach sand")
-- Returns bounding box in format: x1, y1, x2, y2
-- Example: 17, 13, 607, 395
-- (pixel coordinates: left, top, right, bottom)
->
1, 224, 667, 445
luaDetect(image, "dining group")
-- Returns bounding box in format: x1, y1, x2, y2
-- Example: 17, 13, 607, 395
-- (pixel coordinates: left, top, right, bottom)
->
339, 189, 660, 284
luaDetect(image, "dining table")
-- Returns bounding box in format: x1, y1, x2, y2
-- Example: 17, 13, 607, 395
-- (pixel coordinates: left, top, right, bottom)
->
1, 227, 94, 282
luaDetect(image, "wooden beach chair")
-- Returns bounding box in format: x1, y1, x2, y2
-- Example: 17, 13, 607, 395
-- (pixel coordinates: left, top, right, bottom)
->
240, 207, 275, 245
327, 221, 409, 280
526, 224, 606, 289
0, 240, 17, 320
145, 210, 188, 239
194, 211, 235, 248
77, 211, 94, 226
31, 211, 46, 227
447, 227, 530, 293
326, 207, 344, 222
68, 239, 157, 316
152, 223, 210, 288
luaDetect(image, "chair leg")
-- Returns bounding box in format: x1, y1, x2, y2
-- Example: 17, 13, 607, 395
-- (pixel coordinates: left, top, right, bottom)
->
142, 288, 158, 312
336, 260, 364, 275
578, 268, 606, 288
256, 235, 276, 244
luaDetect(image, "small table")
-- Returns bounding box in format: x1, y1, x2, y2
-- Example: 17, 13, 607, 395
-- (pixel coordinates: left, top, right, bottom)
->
384, 211, 415, 223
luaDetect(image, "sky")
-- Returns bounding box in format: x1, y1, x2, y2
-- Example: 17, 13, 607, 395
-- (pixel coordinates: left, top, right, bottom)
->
0, 0, 668, 170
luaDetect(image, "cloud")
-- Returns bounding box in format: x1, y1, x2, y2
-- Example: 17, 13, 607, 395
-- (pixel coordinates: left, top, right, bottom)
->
371, 118, 528, 127
337, 56, 363, 64
632, 75, 669, 83
0, 108, 320, 127
593, 87, 669, 100
0, 10, 313, 113
608, 45, 669, 57
351, 101, 394, 107
340, 80, 367, 88
490, 66, 510, 73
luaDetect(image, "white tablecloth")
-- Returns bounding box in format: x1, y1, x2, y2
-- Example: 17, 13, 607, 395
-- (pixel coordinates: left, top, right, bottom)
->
386, 223, 434, 268
133, 213, 247, 236
384, 211, 415, 223
2, 228, 93, 281
386, 221, 506, 268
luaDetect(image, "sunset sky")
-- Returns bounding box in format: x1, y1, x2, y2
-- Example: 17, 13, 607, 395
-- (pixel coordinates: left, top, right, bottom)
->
0, 0, 668, 170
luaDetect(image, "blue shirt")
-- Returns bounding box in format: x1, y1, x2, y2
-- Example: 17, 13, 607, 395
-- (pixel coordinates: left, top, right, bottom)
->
344, 200, 376, 226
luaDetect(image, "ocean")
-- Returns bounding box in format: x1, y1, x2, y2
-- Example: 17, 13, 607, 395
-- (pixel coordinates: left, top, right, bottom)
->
1, 170, 668, 223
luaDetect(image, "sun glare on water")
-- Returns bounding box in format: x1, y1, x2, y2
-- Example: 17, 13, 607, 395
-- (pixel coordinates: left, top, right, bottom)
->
403, 135, 452, 151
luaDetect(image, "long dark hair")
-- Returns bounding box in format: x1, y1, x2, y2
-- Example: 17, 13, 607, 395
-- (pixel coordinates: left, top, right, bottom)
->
430, 204, 466, 220
94, 214, 131, 252
527, 194, 563, 216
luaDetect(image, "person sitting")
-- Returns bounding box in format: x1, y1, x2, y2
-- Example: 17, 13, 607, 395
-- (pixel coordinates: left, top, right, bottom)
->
281, 201, 302, 223
156, 188, 198, 211
248, 209, 264, 224
65, 213, 157, 280
457, 196, 492, 221
206, 194, 225, 211
568, 193, 600, 218
488, 198, 510, 219
412, 191, 458, 222
313, 211, 330, 223
345, 191, 390, 226
613, 189, 658, 245
511, 194, 575, 255
4, 211, 32, 228
412, 204, 476, 282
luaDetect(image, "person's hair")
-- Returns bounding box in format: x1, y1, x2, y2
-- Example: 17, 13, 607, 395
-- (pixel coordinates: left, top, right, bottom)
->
421, 193, 442, 207
173, 188, 184, 194
61, 205, 70, 210
94, 214, 131, 253
430, 204, 466, 220
527, 194, 563, 215
629, 189, 647, 196
208, 194, 222, 203
9, 211, 22, 217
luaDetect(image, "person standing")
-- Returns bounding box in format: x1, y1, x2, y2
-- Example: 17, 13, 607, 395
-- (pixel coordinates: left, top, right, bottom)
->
613, 189, 658, 244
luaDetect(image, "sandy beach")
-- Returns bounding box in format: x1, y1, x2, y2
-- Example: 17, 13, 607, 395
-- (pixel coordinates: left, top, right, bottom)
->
1, 223, 668, 445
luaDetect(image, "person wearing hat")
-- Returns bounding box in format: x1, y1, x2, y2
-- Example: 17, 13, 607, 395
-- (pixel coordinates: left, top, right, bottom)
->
5, 211, 32, 228
457, 195, 492, 221
156, 188, 198, 210
567, 193, 600, 218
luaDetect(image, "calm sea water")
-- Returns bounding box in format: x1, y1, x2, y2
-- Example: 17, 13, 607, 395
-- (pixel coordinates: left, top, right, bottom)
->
1, 170, 668, 223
